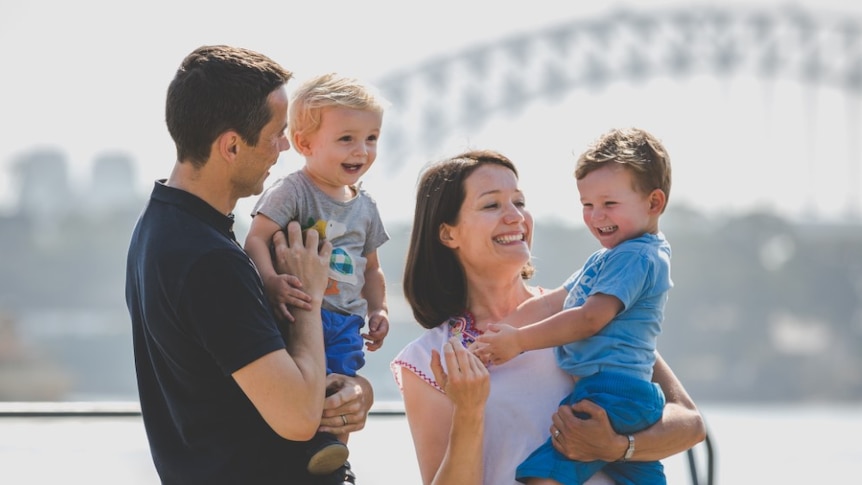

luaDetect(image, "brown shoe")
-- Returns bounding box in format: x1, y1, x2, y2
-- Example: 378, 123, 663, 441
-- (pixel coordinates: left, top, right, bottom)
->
313, 460, 357, 485
306, 432, 349, 475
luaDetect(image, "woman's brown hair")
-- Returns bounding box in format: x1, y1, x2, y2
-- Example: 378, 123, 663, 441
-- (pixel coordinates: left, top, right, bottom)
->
403, 149, 533, 329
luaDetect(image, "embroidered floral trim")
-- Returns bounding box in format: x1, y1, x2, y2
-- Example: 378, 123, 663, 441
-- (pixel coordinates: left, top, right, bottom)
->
391, 311, 483, 395
447, 311, 483, 348
391, 359, 442, 393
392, 294, 546, 396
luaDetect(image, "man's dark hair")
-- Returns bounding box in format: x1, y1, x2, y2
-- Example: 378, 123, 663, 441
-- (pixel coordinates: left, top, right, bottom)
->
165, 45, 293, 166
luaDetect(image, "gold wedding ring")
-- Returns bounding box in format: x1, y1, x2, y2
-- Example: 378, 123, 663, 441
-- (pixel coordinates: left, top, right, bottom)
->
340, 414, 348, 426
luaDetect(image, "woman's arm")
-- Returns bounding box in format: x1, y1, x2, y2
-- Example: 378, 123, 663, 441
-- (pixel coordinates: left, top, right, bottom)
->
401, 338, 489, 485
551, 351, 706, 462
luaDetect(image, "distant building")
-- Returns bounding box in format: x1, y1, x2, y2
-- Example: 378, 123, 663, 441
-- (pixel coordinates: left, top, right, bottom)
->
12, 148, 73, 220
84, 152, 140, 216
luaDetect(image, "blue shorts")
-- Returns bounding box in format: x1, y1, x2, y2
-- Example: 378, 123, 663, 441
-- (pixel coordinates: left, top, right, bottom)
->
321, 309, 365, 376
516, 371, 666, 485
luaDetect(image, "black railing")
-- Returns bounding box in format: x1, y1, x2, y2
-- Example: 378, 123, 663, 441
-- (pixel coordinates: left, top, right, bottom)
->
0, 401, 716, 484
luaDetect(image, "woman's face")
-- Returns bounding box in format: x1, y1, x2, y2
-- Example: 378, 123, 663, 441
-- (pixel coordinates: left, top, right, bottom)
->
440, 164, 533, 275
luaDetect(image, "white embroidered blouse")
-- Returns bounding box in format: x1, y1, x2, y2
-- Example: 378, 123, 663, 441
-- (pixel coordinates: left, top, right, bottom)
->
391, 312, 613, 485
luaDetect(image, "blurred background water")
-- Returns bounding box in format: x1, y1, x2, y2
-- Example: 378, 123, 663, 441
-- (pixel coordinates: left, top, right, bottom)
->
2, 0, 861, 482
2, 403, 859, 483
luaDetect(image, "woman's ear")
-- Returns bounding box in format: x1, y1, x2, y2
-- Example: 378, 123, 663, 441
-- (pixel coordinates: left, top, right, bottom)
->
439, 223, 457, 248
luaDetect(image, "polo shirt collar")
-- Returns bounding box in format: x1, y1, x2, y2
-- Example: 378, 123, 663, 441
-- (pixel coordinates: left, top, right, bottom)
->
151, 179, 236, 237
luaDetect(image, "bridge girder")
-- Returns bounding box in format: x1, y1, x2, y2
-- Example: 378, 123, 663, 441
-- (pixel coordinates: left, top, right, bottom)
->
373, 5, 862, 170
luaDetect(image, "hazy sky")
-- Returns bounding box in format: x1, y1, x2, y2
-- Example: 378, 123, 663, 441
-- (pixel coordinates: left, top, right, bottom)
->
2, 0, 861, 225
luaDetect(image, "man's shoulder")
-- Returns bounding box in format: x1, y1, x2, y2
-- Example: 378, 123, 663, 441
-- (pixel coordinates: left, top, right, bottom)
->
136, 206, 241, 262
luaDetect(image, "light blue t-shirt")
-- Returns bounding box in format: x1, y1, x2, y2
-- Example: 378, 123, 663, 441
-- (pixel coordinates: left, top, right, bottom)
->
556, 232, 672, 381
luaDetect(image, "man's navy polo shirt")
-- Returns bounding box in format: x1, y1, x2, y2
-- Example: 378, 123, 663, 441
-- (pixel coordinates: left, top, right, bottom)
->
125, 181, 311, 483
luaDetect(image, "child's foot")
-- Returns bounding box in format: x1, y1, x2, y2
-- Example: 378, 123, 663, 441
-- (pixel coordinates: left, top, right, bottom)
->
307, 432, 349, 475
312, 460, 356, 484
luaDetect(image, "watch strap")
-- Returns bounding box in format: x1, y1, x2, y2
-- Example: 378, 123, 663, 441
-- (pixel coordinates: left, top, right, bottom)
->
621, 434, 635, 462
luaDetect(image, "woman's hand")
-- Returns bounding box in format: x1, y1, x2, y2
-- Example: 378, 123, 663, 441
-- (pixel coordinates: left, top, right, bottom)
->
550, 399, 627, 462
430, 336, 490, 410
317, 373, 374, 434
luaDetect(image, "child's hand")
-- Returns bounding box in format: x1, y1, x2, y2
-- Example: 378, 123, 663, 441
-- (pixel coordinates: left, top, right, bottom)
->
362, 309, 389, 351
476, 322, 522, 365
263, 272, 312, 322
467, 340, 493, 367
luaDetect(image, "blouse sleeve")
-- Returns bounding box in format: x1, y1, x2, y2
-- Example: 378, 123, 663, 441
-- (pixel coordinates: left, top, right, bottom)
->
390, 325, 449, 394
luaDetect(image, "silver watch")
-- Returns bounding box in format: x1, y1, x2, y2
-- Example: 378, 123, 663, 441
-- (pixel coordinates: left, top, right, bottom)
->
621, 434, 635, 462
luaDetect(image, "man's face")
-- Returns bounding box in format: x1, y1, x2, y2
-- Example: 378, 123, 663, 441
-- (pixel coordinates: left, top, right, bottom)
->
233, 87, 291, 198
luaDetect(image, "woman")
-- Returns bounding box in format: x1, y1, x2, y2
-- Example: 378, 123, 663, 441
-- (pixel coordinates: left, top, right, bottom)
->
390, 150, 705, 484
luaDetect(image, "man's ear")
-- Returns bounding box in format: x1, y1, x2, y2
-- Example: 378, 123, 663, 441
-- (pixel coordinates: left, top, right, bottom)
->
217, 131, 240, 160
439, 223, 457, 248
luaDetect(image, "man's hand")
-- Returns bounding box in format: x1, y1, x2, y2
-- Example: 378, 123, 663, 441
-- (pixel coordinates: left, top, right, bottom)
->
271, 221, 331, 310
317, 374, 374, 434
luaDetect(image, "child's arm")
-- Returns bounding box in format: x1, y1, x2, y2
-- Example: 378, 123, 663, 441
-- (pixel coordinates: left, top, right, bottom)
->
479, 292, 622, 365
471, 286, 566, 362
360, 250, 388, 351
508, 286, 569, 326
244, 214, 312, 322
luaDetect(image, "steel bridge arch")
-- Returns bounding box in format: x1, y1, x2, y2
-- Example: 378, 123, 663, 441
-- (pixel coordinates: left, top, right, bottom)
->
373, 4, 862, 172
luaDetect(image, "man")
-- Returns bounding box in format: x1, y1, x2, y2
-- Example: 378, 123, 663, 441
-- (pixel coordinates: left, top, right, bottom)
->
125, 45, 370, 484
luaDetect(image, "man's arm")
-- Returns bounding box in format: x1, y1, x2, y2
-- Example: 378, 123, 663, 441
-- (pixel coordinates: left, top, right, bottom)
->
232, 222, 331, 440
244, 214, 312, 321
